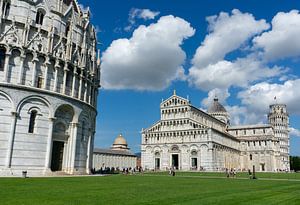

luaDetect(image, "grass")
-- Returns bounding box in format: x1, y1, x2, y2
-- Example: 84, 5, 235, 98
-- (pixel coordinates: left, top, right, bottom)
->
0, 172, 300, 205
145, 171, 300, 180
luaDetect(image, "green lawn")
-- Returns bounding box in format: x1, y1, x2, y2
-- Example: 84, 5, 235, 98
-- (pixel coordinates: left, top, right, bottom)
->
146, 171, 300, 180
0, 173, 300, 205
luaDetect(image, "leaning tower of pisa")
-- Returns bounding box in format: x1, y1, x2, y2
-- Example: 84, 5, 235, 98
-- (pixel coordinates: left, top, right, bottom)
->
268, 104, 290, 171
0, 0, 100, 176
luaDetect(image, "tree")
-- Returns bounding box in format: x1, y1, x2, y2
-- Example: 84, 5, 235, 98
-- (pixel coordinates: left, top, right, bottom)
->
290, 156, 300, 171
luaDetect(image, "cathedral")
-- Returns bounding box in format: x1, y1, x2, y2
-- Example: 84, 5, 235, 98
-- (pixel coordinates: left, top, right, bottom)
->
141, 91, 290, 172
0, 0, 100, 176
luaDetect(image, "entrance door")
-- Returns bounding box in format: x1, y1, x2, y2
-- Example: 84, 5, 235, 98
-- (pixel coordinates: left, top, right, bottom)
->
260, 163, 265, 171
192, 158, 197, 170
172, 154, 179, 170
155, 158, 160, 170
51, 141, 64, 171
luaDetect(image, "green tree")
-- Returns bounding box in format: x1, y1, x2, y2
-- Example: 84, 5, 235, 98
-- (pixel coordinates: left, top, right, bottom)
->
290, 156, 300, 171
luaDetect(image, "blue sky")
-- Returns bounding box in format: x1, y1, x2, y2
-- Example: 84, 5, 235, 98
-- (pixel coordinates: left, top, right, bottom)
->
80, 0, 300, 155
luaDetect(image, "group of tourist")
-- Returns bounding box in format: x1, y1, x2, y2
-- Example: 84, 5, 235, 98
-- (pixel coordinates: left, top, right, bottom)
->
225, 168, 237, 178
92, 166, 144, 175
169, 167, 176, 176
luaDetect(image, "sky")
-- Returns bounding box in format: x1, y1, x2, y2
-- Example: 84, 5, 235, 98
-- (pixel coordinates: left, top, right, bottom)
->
80, 0, 300, 155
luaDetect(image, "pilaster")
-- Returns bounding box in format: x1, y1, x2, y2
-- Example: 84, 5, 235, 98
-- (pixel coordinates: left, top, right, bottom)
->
3, 51, 11, 82
5, 111, 18, 168
44, 117, 55, 169
31, 54, 39, 87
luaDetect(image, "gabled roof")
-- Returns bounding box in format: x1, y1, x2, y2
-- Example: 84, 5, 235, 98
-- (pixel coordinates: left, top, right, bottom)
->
228, 124, 272, 130
63, 0, 83, 17
160, 91, 190, 108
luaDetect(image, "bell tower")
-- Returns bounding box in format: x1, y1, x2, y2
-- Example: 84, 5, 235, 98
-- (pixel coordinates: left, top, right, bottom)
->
268, 104, 290, 171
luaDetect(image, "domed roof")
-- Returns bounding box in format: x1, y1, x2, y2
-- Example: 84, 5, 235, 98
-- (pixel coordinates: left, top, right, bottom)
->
208, 97, 227, 113
113, 134, 127, 146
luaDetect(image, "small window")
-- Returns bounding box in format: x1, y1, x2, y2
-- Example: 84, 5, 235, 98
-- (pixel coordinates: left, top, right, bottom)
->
0, 48, 6, 71
2, 1, 10, 17
28, 110, 37, 133
63, 0, 72, 5
37, 76, 43, 88
65, 22, 70, 37
66, 69, 73, 87
81, 121, 85, 141
36, 9, 45, 25
250, 154, 252, 161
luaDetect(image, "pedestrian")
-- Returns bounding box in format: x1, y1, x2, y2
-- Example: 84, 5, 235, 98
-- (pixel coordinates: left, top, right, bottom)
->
248, 169, 252, 179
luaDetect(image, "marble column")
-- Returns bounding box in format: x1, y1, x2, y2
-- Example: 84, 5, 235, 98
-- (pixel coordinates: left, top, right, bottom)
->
43, 58, 51, 89
17, 53, 26, 84
78, 68, 84, 100
71, 67, 77, 97
62, 63, 68, 95
84, 79, 88, 102
86, 135, 91, 174
53, 61, 60, 92
5, 111, 18, 168
86, 131, 94, 174
0, 1, 3, 20
31, 55, 39, 87
70, 122, 78, 173
3, 51, 11, 82
44, 117, 55, 169
66, 124, 73, 173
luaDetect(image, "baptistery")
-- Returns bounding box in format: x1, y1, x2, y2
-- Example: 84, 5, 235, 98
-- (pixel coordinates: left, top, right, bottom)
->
0, 0, 100, 176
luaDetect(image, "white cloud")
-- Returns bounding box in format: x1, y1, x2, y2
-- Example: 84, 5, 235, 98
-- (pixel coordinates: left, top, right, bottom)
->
188, 9, 276, 91
189, 56, 284, 91
192, 9, 269, 68
138, 9, 160, 20
226, 105, 267, 125
101, 15, 195, 91
79, 4, 89, 13
201, 88, 230, 108
253, 10, 300, 60
201, 88, 266, 125
238, 79, 300, 115
290, 127, 300, 137
125, 8, 160, 31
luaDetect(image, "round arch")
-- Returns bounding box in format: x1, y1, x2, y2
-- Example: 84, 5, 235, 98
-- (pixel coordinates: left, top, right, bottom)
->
17, 95, 52, 117
0, 90, 15, 111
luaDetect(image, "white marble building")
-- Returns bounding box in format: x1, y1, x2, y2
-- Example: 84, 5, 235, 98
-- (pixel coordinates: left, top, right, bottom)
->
93, 134, 137, 170
141, 92, 289, 172
0, 0, 100, 176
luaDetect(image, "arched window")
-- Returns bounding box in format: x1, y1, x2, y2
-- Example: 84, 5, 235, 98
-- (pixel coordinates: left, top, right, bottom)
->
36, 9, 45, 25
2, 0, 10, 17
28, 110, 37, 133
0, 48, 6, 71
249, 154, 252, 161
